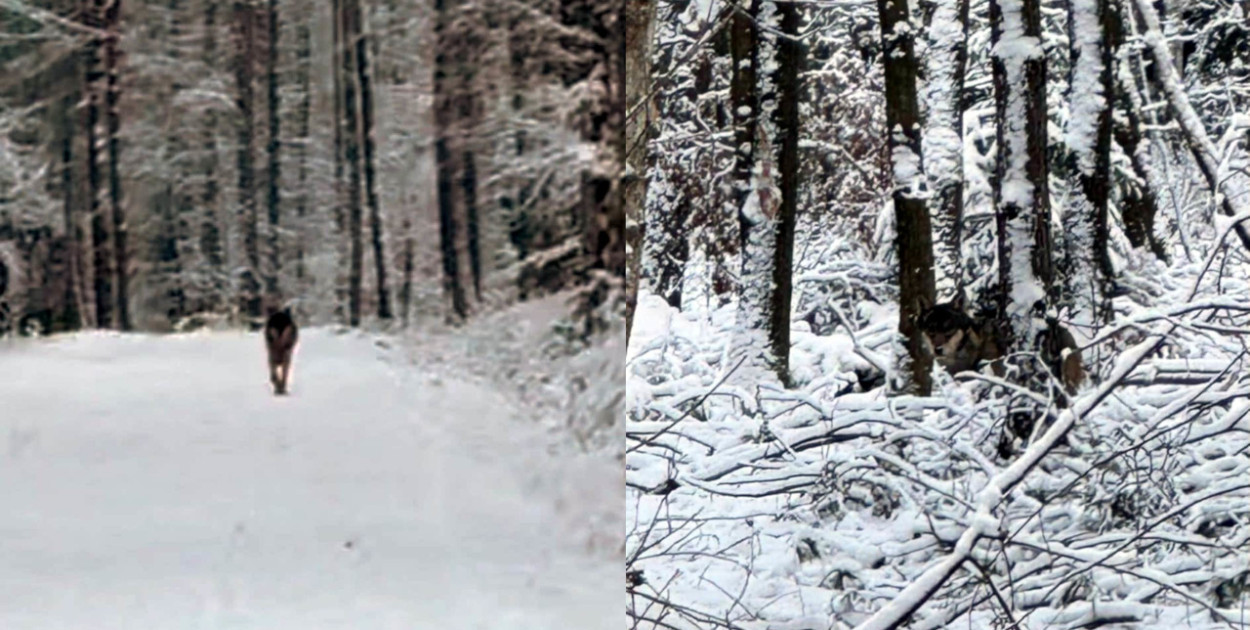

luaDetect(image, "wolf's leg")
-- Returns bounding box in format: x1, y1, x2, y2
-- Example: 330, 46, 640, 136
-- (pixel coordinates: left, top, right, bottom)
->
268, 355, 281, 393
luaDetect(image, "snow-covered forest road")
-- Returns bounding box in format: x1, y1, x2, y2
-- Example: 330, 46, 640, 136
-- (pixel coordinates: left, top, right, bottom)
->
0, 328, 615, 628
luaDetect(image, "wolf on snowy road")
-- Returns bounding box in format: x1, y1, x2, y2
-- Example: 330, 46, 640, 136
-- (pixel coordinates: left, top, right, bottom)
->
263, 307, 299, 395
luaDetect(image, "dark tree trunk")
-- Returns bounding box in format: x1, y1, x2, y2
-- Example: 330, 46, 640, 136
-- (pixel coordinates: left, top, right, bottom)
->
163, 0, 188, 321
59, 92, 84, 330
104, 0, 130, 331
295, 15, 311, 285
331, 0, 348, 321
1108, 0, 1168, 262
200, 0, 225, 288
879, 0, 936, 395
233, 0, 261, 319
337, 0, 364, 326
433, 0, 468, 323
463, 149, 481, 302
769, 0, 802, 388
264, 0, 282, 301
349, 0, 391, 319
399, 216, 413, 327
83, 0, 112, 330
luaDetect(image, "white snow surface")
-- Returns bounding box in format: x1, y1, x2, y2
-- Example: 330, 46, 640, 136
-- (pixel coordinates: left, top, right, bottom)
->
0, 326, 616, 628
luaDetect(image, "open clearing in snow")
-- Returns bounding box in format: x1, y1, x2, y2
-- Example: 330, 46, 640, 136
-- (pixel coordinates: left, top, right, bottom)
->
0, 327, 615, 629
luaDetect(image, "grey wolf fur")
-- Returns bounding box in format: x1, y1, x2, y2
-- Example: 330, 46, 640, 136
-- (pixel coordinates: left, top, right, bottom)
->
264, 307, 298, 395
917, 300, 1084, 394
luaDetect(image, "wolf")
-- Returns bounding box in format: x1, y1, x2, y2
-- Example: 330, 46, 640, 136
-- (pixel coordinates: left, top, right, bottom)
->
916, 300, 1002, 376
263, 307, 299, 395
917, 300, 1084, 394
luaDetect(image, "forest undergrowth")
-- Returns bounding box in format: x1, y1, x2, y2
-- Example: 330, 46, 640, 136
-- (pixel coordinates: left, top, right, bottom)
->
626, 226, 1250, 629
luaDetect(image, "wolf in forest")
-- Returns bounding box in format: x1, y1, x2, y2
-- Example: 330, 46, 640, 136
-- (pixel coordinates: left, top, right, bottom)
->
917, 299, 1084, 395
263, 307, 299, 395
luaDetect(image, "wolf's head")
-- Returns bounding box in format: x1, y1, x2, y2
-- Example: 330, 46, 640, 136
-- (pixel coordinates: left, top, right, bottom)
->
917, 301, 980, 371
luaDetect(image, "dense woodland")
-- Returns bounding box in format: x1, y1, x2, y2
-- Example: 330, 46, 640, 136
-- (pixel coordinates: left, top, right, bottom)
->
627, 0, 1250, 625
0, 0, 622, 335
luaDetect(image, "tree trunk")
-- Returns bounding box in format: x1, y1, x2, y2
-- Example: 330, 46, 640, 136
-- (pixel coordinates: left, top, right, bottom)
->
264, 0, 282, 302
1063, 0, 1114, 325
295, 14, 311, 285
464, 149, 481, 303
880, 0, 936, 395
331, 0, 348, 321
768, 0, 802, 388
83, 0, 113, 330
59, 92, 84, 330
923, 0, 969, 304
338, 0, 364, 326
624, 0, 655, 342
201, 0, 225, 296
638, 0, 687, 310
233, 0, 261, 319
730, 0, 790, 384
349, 0, 392, 319
433, 0, 468, 323
991, 0, 1053, 356
1110, 2, 1169, 263
399, 216, 413, 327
1127, 0, 1250, 251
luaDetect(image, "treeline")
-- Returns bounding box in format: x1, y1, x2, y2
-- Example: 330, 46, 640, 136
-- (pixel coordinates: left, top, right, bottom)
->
0, 0, 622, 335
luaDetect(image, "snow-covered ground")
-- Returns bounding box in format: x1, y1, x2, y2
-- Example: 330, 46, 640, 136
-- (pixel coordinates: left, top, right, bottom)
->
0, 323, 617, 628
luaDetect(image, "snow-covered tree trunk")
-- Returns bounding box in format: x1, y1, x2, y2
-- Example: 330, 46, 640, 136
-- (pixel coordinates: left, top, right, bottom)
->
624, 0, 654, 342
731, 0, 790, 385
638, 0, 689, 310
1127, 0, 1250, 251
1108, 1, 1169, 262
880, 0, 935, 395
921, 0, 968, 304
991, 0, 1052, 355
1062, 0, 1114, 326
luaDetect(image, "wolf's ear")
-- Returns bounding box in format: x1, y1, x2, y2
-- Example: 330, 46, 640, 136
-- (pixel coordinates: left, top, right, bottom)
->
955, 291, 967, 311
916, 293, 933, 313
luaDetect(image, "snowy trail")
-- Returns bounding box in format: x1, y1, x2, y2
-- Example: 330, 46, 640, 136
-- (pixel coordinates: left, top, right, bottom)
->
0, 328, 615, 629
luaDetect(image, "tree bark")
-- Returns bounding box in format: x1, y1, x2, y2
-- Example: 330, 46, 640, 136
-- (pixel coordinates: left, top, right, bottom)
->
880, 0, 936, 395
624, 0, 654, 342
294, 13, 311, 285
1062, 0, 1114, 324
1127, 0, 1250, 252
923, 0, 969, 304
83, 0, 112, 330
233, 0, 261, 319
769, 0, 802, 388
349, 0, 392, 319
264, 0, 282, 302
991, 0, 1052, 356
433, 0, 468, 323
59, 92, 84, 330
200, 0, 225, 294
337, 0, 364, 326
